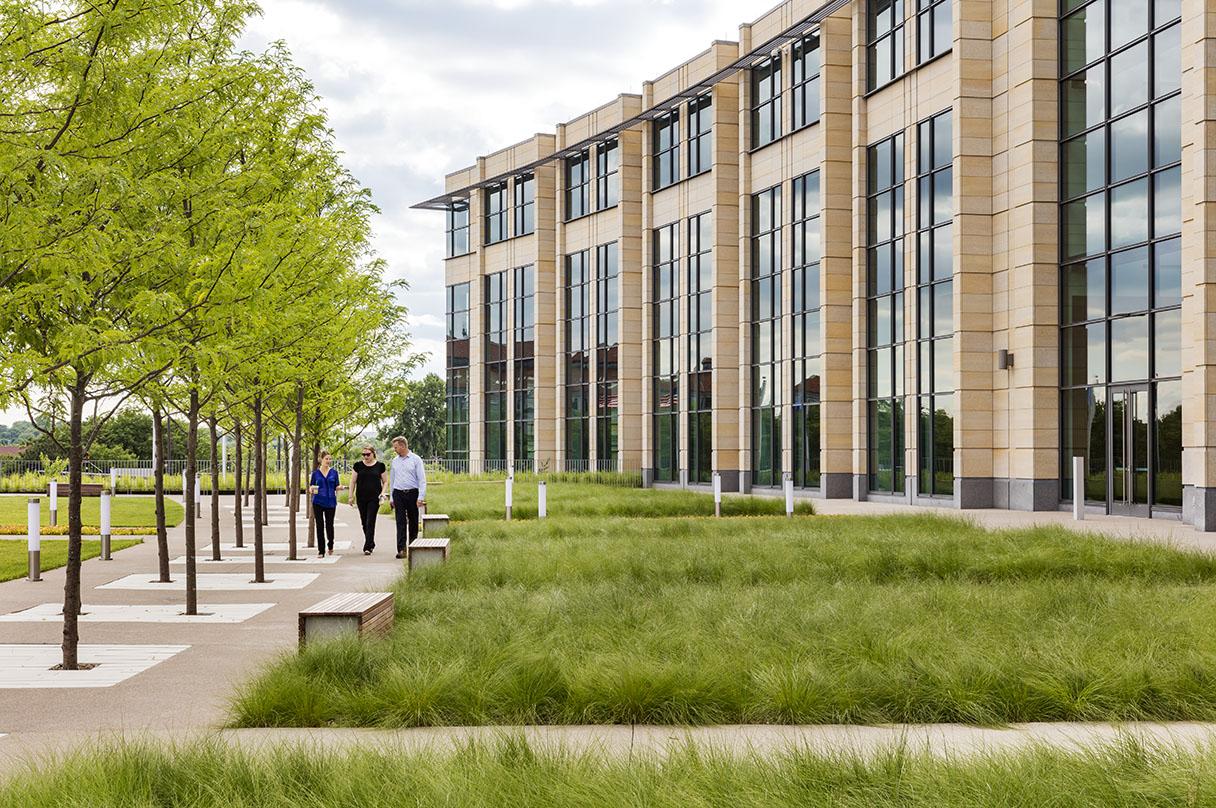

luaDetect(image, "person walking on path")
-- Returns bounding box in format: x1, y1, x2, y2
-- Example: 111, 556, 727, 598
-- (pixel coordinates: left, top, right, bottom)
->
388, 436, 427, 560
309, 451, 345, 558
349, 444, 388, 555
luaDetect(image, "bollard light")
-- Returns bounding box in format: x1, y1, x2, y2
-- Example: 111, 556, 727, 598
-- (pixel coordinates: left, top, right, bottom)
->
712, 472, 722, 518
181, 471, 187, 500
100, 489, 112, 561
195, 473, 202, 518
48, 480, 58, 527
505, 474, 514, 521
110, 467, 117, 493
27, 497, 41, 582
1073, 456, 1086, 522
784, 472, 794, 518
538, 480, 548, 519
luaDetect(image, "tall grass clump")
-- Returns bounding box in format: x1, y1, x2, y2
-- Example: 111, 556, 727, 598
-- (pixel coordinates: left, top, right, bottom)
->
234, 512, 1216, 728
3, 738, 1215, 807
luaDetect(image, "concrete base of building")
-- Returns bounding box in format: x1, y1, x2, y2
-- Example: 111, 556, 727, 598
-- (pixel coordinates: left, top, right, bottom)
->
992, 478, 1059, 512
641, 468, 655, 488
718, 470, 742, 493
821, 473, 852, 499
957, 477, 995, 509
1183, 486, 1216, 532
740, 471, 752, 494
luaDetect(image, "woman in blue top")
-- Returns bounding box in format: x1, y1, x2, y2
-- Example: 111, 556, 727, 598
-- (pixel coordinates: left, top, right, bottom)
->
308, 451, 345, 557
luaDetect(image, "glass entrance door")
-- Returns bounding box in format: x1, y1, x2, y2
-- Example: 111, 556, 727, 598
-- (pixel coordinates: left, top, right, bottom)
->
1109, 386, 1150, 517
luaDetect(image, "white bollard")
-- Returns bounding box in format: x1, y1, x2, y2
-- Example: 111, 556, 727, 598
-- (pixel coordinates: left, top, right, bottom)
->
784, 472, 794, 518
27, 497, 41, 582
713, 472, 722, 518
1073, 456, 1086, 521
48, 480, 58, 527
195, 473, 202, 518
110, 467, 117, 493
505, 474, 514, 521
221, 437, 228, 475
181, 471, 187, 501
538, 480, 548, 519
100, 489, 112, 561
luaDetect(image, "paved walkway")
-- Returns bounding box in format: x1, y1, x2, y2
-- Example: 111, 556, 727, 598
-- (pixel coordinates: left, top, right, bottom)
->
0, 494, 402, 776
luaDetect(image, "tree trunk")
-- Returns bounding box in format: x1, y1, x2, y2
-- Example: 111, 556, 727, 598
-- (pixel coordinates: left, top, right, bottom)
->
233, 418, 244, 548
209, 413, 221, 561
152, 406, 171, 583
184, 387, 199, 616
288, 385, 304, 561
253, 393, 266, 584
61, 371, 87, 670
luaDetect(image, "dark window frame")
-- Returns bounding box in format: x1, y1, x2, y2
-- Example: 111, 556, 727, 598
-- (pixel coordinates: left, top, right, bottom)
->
792, 34, 822, 131
688, 93, 713, 177
596, 138, 621, 211
792, 171, 822, 490
445, 202, 470, 259
916, 0, 952, 64
751, 185, 783, 487
653, 109, 681, 191
484, 182, 508, 246
565, 150, 591, 221
751, 54, 783, 149
653, 222, 680, 482
513, 173, 536, 237
868, 0, 906, 92
595, 242, 620, 470
512, 265, 536, 472
687, 212, 713, 484
564, 251, 592, 467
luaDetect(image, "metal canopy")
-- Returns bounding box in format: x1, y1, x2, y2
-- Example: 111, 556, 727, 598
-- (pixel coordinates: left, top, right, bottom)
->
412, 0, 849, 211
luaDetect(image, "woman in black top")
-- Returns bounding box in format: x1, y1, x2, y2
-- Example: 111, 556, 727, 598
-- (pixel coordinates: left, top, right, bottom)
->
348, 445, 388, 555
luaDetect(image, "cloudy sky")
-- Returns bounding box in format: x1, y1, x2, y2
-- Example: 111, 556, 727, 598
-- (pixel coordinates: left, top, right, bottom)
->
241, 0, 753, 377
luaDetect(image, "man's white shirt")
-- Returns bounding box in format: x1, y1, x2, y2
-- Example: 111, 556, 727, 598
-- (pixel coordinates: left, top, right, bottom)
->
390, 452, 427, 499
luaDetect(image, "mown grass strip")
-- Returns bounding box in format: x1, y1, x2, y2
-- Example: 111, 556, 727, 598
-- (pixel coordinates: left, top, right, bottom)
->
0, 539, 141, 582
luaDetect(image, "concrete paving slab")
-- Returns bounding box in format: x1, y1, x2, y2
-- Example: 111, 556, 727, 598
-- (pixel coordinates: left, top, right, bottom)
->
97, 573, 320, 591
0, 645, 188, 688
0, 604, 274, 624
218, 541, 351, 552
170, 556, 341, 566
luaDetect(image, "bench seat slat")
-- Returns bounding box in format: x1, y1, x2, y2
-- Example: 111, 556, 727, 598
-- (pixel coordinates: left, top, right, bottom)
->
300, 592, 393, 617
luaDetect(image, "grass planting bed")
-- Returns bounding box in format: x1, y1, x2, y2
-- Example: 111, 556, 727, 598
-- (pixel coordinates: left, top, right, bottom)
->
0, 494, 181, 530
234, 481, 1216, 727
2, 739, 1214, 807
0, 538, 140, 582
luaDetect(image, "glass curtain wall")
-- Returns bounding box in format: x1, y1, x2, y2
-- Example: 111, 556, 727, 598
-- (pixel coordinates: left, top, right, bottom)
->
867, 134, 906, 494
513, 265, 536, 471
514, 174, 535, 237
688, 94, 713, 176
445, 203, 470, 258
484, 272, 508, 469
565, 252, 591, 468
445, 283, 471, 469
916, 111, 954, 497
792, 171, 822, 489
752, 187, 783, 487
687, 213, 713, 484
596, 243, 620, 470
653, 224, 680, 482
792, 34, 821, 131
1059, 0, 1182, 510
868, 0, 905, 91
752, 56, 782, 149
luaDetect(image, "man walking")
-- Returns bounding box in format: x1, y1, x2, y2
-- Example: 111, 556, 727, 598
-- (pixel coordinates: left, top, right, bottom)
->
388, 436, 427, 560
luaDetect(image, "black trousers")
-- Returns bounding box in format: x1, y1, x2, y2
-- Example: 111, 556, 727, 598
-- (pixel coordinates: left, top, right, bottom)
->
392, 488, 419, 552
313, 504, 336, 552
356, 496, 379, 552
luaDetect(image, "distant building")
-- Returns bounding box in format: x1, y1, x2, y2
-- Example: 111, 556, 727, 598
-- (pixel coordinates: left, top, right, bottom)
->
417, 0, 1213, 528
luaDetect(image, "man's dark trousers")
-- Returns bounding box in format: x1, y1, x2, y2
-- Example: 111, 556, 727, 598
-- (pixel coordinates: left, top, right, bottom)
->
393, 488, 420, 553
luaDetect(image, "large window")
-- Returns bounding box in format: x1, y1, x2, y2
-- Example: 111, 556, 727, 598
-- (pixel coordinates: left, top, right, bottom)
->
513, 265, 535, 471
565, 150, 590, 220
653, 110, 680, 190
792, 34, 822, 131
916, 111, 954, 497
596, 243, 620, 470
514, 173, 535, 237
597, 138, 620, 210
687, 213, 713, 484
484, 272, 508, 468
445, 283, 471, 469
445, 202, 470, 258
867, 133, 906, 494
792, 171, 822, 489
564, 251, 591, 467
653, 223, 680, 482
751, 187, 782, 487
751, 55, 782, 149
868, 0, 905, 91
484, 182, 508, 246
1059, 0, 1182, 510
688, 93, 713, 176
917, 0, 951, 63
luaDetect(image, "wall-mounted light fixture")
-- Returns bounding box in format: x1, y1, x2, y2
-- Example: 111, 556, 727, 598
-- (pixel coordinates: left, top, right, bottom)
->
998, 349, 1015, 370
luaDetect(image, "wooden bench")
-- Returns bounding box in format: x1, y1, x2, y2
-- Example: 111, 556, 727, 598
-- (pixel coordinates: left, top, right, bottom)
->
297, 592, 394, 648
421, 514, 450, 537
49, 483, 104, 497
408, 538, 450, 571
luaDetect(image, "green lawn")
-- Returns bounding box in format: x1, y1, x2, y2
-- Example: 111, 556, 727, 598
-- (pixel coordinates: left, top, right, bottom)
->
419, 478, 813, 521
1, 739, 1213, 807
0, 495, 182, 529
233, 499, 1216, 728
0, 538, 140, 582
